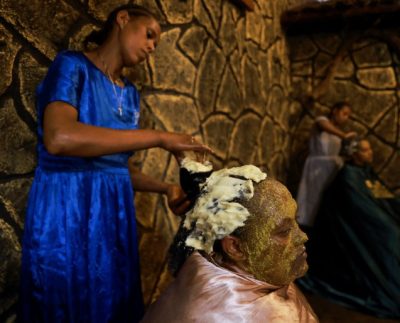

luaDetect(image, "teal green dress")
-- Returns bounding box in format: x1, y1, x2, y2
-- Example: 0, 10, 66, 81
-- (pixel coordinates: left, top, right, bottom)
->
298, 164, 400, 318
20, 51, 144, 322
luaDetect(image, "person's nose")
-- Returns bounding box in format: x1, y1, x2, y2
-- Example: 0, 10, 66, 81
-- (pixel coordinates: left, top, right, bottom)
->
147, 40, 156, 53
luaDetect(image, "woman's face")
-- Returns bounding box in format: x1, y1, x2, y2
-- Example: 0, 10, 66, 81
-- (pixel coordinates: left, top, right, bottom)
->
119, 15, 161, 66
333, 106, 351, 125
239, 181, 308, 286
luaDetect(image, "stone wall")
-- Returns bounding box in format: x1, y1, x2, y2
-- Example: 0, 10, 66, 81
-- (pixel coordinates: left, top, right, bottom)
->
0, 0, 297, 320
287, 30, 400, 195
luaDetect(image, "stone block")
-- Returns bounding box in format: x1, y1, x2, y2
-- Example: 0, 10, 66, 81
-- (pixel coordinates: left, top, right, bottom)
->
219, 2, 237, 56
159, 0, 193, 24
356, 67, 397, 90
242, 55, 265, 115
0, 98, 36, 175
202, 0, 221, 32
194, 0, 216, 38
314, 52, 333, 77
2, 0, 79, 47
88, 0, 128, 21
18, 52, 48, 120
0, 179, 32, 229
266, 85, 285, 121
352, 42, 392, 68
229, 112, 261, 164
133, 0, 167, 24
288, 36, 318, 61
291, 60, 313, 77
195, 40, 226, 120
259, 116, 276, 163
0, 25, 20, 96
216, 66, 243, 119
149, 28, 196, 95
0, 215, 21, 306
245, 11, 263, 45
373, 106, 398, 144
202, 114, 234, 159
178, 26, 208, 64
335, 54, 354, 79
312, 33, 342, 55
144, 94, 200, 134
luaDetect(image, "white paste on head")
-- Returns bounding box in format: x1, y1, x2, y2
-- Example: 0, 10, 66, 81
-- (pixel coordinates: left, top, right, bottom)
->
181, 157, 213, 173
184, 165, 267, 253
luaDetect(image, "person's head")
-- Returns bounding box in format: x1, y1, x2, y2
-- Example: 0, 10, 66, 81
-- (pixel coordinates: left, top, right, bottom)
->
84, 4, 161, 66
330, 101, 351, 125
172, 164, 308, 287
220, 179, 308, 286
352, 139, 373, 166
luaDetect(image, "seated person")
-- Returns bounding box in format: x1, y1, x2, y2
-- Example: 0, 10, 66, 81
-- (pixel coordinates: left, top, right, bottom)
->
142, 165, 318, 322
298, 139, 400, 318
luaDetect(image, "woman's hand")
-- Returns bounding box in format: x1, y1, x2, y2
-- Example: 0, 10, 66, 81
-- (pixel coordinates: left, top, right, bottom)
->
344, 131, 357, 139
166, 184, 191, 216
160, 132, 213, 161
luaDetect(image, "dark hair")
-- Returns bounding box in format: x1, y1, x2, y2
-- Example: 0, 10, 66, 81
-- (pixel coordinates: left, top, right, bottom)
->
84, 4, 158, 49
329, 101, 350, 117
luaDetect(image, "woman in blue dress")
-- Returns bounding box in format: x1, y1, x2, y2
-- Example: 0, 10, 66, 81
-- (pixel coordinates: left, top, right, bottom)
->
19, 4, 211, 323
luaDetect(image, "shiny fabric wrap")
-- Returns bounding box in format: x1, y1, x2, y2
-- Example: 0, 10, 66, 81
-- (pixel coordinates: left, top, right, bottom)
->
298, 164, 400, 318
142, 252, 318, 322
20, 51, 144, 322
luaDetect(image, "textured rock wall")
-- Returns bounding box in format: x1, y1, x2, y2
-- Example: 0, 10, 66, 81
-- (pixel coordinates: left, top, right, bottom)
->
0, 0, 296, 319
287, 31, 400, 195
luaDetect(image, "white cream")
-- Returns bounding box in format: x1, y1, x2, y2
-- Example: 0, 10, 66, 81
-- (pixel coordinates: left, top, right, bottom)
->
184, 165, 267, 253
181, 157, 213, 173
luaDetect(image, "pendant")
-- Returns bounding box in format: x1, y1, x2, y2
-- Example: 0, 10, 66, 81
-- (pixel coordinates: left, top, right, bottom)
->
118, 106, 123, 116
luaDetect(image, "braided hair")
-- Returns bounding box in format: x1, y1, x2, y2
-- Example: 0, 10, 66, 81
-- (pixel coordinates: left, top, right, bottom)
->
83, 4, 158, 49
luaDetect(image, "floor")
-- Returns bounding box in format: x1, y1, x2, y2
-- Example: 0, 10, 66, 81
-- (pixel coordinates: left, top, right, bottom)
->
305, 293, 400, 323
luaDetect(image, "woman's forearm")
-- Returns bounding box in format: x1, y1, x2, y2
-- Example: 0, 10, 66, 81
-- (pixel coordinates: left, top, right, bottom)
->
129, 167, 169, 193
317, 119, 346, 139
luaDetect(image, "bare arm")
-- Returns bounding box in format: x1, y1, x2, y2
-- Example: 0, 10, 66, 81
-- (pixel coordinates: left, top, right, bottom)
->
43, 101, 211, 157
316, 118, 355, 139
129, 163, 191, 215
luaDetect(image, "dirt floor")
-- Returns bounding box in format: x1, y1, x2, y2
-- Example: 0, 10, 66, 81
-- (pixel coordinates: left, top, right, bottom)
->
305, 293, 400, 323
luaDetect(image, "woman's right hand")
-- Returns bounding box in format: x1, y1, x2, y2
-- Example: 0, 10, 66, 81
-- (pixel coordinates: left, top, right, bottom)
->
160, 132, 213, 161
344, 131, 357, 139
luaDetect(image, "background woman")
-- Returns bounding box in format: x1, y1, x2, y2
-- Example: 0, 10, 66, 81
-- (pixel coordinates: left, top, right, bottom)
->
296, 101, 356, 228
19, 4, 211, 323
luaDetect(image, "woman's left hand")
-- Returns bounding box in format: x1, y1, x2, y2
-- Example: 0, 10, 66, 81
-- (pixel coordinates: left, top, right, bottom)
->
166, 184, 191, 216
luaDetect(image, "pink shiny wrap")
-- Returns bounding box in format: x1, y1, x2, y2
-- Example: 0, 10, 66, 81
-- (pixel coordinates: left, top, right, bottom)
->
142, 252, 318, 322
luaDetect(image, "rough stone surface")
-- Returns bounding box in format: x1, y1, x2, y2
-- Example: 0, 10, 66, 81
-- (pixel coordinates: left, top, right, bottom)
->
0, 98, 36, 175
0, 25, 20, 96
18, 52, 48, 119
144, 94, 200, 134
216, 66, 243, 119
202, 114, 234, 159
159, 0, 193, 24
352, 42, 392, 68
229, 113, 262, 164
149, 28, 196, 95
356, 67, 397, 90
177, 26, 208, 64
195, 39, 226, 119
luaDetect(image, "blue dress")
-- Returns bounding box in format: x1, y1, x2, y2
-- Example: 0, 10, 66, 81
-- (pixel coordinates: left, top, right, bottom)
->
20, 51, 144, 322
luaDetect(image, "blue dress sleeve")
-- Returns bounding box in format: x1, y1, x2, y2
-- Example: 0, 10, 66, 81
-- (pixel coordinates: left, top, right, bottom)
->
39, 51, 83, 111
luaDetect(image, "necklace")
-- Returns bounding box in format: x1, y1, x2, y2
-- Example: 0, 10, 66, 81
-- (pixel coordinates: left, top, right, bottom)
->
97, 51, 124, 116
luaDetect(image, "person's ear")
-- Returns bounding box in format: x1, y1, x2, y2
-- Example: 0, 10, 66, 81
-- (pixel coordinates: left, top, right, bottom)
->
116, 10, 130, 30
221, 236, 246, 261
